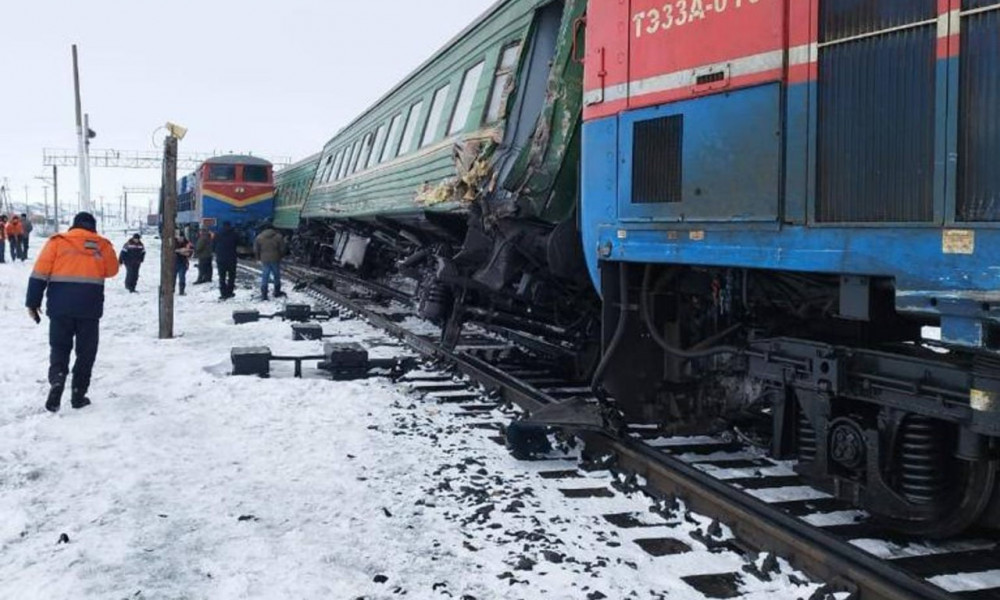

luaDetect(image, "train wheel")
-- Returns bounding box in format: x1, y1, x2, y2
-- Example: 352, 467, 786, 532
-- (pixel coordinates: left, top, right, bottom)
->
875, 456, 997, 538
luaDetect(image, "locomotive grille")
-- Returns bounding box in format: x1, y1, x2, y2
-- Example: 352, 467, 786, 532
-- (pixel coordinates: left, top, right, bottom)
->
632, 115, 683, 204
816, 0, 936, 223
957, 6, 1000, 221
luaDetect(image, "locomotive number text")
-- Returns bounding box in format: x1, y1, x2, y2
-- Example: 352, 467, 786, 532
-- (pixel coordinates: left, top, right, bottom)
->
632, 0, 761, 38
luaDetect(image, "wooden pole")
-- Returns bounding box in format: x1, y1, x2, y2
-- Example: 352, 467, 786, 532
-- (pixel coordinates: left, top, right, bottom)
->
159, 135, 178, 340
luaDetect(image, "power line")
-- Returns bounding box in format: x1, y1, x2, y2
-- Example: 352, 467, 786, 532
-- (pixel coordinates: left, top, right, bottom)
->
42, 148, 292, 171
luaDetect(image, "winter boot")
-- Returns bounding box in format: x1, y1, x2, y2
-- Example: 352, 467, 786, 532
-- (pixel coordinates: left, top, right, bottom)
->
274, 284, 286, 299
70, 389, 91, 410
45, 384, 64, 413
261, 288, 269, 302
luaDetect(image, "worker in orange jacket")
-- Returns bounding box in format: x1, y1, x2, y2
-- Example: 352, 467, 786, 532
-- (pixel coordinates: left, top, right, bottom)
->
26, 212, 119, 412
6, 215, 25, 261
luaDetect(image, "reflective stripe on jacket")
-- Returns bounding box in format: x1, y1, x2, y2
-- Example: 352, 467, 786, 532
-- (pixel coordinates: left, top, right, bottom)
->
26, 227, 120, 319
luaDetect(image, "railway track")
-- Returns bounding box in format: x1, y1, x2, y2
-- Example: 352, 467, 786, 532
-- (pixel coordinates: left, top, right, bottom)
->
241, 261, 1000, 599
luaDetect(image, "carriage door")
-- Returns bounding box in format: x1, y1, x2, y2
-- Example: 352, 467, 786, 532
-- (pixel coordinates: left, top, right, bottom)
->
618, 0, 785, 224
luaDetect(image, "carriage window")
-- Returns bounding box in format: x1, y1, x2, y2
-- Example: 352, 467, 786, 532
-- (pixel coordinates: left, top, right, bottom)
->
380, 114, 402, 163
398, 101, 424, 157
421, 85, 452, 147
368, 123, 389, 169
207, 164, 236, 181
345, 140, 362, 176
243, 165, 269, 183
337, 146, 352, 180
485, 43, 521, 124
357, 132, 375, 172
318, 154, 334, 184
327, 155, 337, 182
329, 150, 345, 182
449, 61, 485, 135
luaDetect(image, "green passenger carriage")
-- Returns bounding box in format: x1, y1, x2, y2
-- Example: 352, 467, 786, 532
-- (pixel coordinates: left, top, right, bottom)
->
293, 0, 590, 349
274, 153, 320, 231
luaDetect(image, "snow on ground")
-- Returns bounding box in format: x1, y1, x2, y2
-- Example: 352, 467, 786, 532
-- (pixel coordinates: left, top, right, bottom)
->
0, 237, 819, 599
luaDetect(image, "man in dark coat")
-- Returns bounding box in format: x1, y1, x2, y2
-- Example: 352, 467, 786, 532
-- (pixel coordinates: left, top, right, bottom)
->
193, 229, 213, 284
213, 221, 239, 300
21, 213, 33, 258
118, 234, 146, 293
26, 212, 119, 412
254, 223, 288, 301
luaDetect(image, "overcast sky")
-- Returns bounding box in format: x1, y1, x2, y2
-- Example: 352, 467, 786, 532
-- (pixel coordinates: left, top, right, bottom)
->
0, 0, 496, 218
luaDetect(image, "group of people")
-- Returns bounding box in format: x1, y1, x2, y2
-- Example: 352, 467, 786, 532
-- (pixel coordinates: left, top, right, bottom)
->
0, 213, 33, 263
119, 221, 286, 302
171, 221, 241, 298
24, 212, 292, 413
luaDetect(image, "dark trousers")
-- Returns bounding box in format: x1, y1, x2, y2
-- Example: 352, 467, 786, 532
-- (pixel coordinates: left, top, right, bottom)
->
22, 234, 29, 258
176, 261, 189, 294
124, 264, 141, 291
0, 238, 5, 263
8, 237, 22, 261
218, 262, 236, 298
49, 316, 100, 395
196, 257, 213, 283
260, 262, 282, 296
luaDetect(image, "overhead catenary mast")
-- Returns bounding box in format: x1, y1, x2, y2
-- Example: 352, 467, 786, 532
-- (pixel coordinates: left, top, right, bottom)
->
72, 44, 92, 212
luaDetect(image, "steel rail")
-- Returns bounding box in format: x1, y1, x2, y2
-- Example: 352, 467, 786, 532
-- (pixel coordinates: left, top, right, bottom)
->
257, 262, 959, 600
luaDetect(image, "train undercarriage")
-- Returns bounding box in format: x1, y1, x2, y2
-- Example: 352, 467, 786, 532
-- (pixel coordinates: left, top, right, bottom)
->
292, 215, 1000, 537
597, 262, 1000, 538
291, 209, 602, 378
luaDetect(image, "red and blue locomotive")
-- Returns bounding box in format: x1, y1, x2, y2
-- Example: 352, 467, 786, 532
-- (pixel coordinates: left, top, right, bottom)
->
177, 155, 275, 245
580, 0, 1000, 536
277, 0, 1000, 535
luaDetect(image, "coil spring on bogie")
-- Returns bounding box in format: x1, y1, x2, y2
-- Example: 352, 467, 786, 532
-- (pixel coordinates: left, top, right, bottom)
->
898, 415, 947, 505
798, 411, 817, 463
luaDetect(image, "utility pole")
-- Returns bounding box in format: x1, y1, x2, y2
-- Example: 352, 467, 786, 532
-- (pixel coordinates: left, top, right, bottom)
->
24, 185, 29, 214
159, 131, 180, 339
72, 44, 91, 212
52, 166, 59, 232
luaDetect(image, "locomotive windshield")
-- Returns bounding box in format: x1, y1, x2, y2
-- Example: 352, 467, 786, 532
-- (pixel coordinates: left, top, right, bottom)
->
207, 164, 237, 181
243, 165, 270, 183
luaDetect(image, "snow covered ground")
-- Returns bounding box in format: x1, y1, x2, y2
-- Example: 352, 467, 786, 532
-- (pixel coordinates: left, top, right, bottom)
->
0, 236, 820, 599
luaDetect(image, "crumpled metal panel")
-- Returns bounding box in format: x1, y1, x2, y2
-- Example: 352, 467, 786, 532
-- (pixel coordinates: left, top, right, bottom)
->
496, 0, 587, 224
